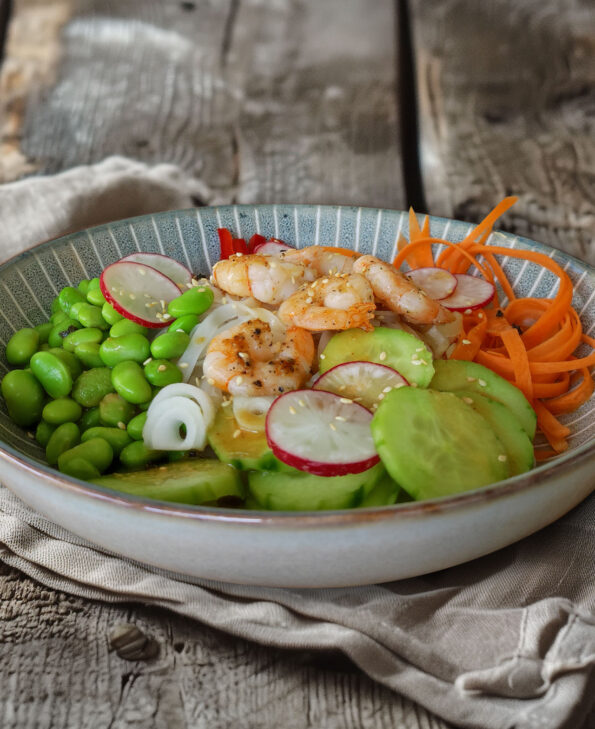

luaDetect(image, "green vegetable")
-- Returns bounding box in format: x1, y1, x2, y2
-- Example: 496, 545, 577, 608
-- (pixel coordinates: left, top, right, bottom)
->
168, 313, 199, 334
101, 302, 123, 325
167, 287, 214, 318
99, 334, 150, 367
6, 327, 40, 366
48, 319, 81, 348
30, 351, 73, 398
58, 286, 86, 315
109, 319, 148, 337
144, 359, 183, 387
77, 279, 91, 296
118, 440, 163, 469
46, 422, 81, 465
86, 286, 106, 306
81, 426, 132, 455
34, 322, 53, 344
73, 302, 109, 330
35, 420, 57, 447
47, 348, 83, 380
150, 331, 189, 360
98, 392, 135, 426
42, 397, 83, 425
126, 411, 147, 441
79, 406, 101, 432
58, 437, 113, 474
73, 342, 104, 369
60, 457, 101, 480
72, 367, 114, 407
63, 327, 103, 353
111, 361, 152, 404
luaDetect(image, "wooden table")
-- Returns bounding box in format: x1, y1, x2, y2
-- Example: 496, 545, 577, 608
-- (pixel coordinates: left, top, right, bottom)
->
1, 1, 593, 727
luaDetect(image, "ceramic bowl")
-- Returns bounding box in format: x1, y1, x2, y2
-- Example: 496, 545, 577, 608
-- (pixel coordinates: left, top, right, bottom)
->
0, 205, 593, 587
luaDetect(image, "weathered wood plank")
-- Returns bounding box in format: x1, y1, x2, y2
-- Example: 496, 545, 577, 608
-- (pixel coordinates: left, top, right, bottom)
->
410, 0, 595, 264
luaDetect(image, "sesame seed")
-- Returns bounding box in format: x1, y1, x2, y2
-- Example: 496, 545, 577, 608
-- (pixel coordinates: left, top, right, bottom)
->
464, 308, 472, 315
195, 377, 201, 386
179, 362, 189, 368
382, 386, 392, 393
176, 328, 185, 333
322, 278, 329, 284
335, 415, 346, 422
144, 293, 151, 298
207, 377, 215, 386
395, 383, 406, 389
160, 300, 166, 309
339, 397, 353, 404
117, 421, 126, 430
235, 376, 243, 384
329, 423, 337, 431
498, 454, 507, 462
221, 398, 232, 407
415, 347, 424, 352
158, 364, 167, 372
162, 313, 171, 320
338, 385, 347, 391
233, 429, 241, 439
477, 312, 484, 319
478, 379, 487, 387
143, 357, 152, 365
320, 354, 326, 360
379, 351, 387, 361
238, 352, 248, 360
463, 397, 473, 405
291, 276, 296, 284
159, 465, 167, 471
305, 297, 313, 304
139, 268, 146, 276
269, 261, 277, 268
195, 336, 205, 344
462, 339, 471, 345
198, 287, 206, 292
236, 252, 243, 257
289, 406, 297, 415
298, 399, 306, 407
26, 431, 34, 439
466, 376, 476, 382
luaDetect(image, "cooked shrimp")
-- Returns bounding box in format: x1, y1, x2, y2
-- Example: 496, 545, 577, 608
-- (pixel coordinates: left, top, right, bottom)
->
212, 254, 308, 306
278, 273, 375, 332
203, 319, 315, 396
353, 254, 454, 325
281, 246, 356, 276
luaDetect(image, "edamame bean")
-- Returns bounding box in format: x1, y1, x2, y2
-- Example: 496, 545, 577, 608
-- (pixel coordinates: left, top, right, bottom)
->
72, 367, 114, 407
167, 450, 188, 463
101, 302, 123, 325
79, 406, 101, 431
86, 286, 106, 306
58, 437, 113, 473
46, 422, 80, 465
58, 286, 86, 315
74, 342, 104, 369
77, 279, 90, 296
48, 319, 81, 348
35, 420, 56, 447
59, 457, 101, 480
88, 277, 100, 291
73, 302, 109, 330
34, 322, 53, 344
144, 359, 183, 387
30, 351, 73, 398
6, 328, 40, 366
99, 392, 135, 426
119, 441, 162, 469
167, 287, 214, 318
150, 331, 190, 360
168, 313, 199, 335
51, 310, 70, 326
81, 426, 132, 455
47, 348, 82, 380
50, 296, 61, 315
63, 327, 103, 353
126, 411, 147, 441
109, 319, 148, 337
42, 397, 83, 425
111, 361, 152, 404
99, 334, 150, 367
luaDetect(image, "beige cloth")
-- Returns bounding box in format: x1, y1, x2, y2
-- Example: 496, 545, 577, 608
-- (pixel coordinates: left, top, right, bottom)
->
0, 158, 594, 729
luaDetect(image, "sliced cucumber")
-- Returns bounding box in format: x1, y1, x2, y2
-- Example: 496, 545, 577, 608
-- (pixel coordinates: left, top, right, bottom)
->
430, 359, 537, 438
356, 473, 405, 508
247, 462, 386, 511
453, 390, 534, 477
319, 327, 434, 387
92, 458, 244, 505
371, 387, 509, 500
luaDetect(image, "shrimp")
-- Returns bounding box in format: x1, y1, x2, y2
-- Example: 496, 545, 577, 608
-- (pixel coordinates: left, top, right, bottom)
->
352, 254, 454, 325
278, 273, 376, 332
212, 254, 308, 306
203, 319, 315, 396
281, 246, 356, 276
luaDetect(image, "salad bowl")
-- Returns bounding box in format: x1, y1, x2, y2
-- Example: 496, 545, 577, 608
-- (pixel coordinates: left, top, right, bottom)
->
0, 204, 593, 588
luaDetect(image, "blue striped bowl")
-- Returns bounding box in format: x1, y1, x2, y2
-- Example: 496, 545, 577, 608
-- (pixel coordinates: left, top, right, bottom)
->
0, 205, 593, 586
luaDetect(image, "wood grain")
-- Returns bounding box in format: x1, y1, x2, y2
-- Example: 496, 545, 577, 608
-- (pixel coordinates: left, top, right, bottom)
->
410, 0, 595, 264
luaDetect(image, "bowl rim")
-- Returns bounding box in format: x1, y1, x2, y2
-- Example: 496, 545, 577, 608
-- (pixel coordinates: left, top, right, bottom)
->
0, 203, 593, 527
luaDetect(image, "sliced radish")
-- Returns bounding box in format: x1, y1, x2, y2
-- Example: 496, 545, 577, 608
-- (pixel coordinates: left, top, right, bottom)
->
120, 253, 193, 289
312, 361, 408, 410
252, 239, 294, 256
407, 267, 457, 300
440, 274, 496, 311
100, 261, 182, 328
265, 390, 379, 476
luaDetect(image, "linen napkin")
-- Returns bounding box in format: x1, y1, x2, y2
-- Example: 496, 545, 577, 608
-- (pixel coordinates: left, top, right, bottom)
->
0, 158, 594, 729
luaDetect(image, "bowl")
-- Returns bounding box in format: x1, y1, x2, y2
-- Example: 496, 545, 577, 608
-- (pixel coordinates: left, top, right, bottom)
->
0, 204, 593, 587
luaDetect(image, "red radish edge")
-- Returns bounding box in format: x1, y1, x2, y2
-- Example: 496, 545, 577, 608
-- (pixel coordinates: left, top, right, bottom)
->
252, 239, 294, 255
440, 273, 496, 311
100, 261, 181, 328
407, 267, 457, 300
313, 361, 409, 388
119, 253, 193, 287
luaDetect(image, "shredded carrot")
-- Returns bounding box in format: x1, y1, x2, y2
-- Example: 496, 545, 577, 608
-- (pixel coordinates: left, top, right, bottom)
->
319, 245, 360, 258
394, 197, 594, 456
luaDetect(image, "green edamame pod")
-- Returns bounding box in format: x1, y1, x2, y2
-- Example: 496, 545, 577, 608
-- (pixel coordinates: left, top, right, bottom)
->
79, 406, 101, 431
168, 313, 199, 335
42, 397, 83, 425
35, 420, 57, 447
81, 426, 132, 455
30, 351, 73, 398
144, 359, 183, 387
63, 327, 103, 353
77, 279, 90, 296
119, 441, 163, 470
50, 310, 70, 326
111, 361, 152, 404
1, 370, 45, 426
150, 331, 190, 360
46, 422, 81, 465
58, 286, 86, 315
109, 319, 148, 337
86, 287, 106, 306
126, 411, 147, 441
101, 302, 123, 325
59, 457, 101, 480
34, 322, 53, 344
167, 286, 214, 318
48, 319, 81, 348
58, 437, 113, 474
6, 328, 40, 366
47, 348, 82, 380
99, 334, 150, 367
72, 367, 114, 407
73, 303, 109, 330
87, 277, 101, 291
98, 392, 135, 426
73, 342, 104, 369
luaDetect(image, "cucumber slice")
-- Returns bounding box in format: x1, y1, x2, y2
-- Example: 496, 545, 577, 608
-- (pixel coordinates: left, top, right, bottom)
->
371, 388, 509, 500
247, 461, 385, 511
92, 458, 244, 505
356, 473, 405, 508
320, 327, 434, 387
453, 390, 535, 477
430, 359, 537, 438
207, 405, 289, 471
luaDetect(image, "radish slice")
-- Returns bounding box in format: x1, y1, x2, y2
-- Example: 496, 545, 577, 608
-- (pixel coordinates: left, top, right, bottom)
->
407, 267, 457, 300
440, 274, 496, 311
266, 390, 379, 476
312, 361, 408, 411
100, 261, 181, 328
120, 253, 193, 289
252, 239, 294, 255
